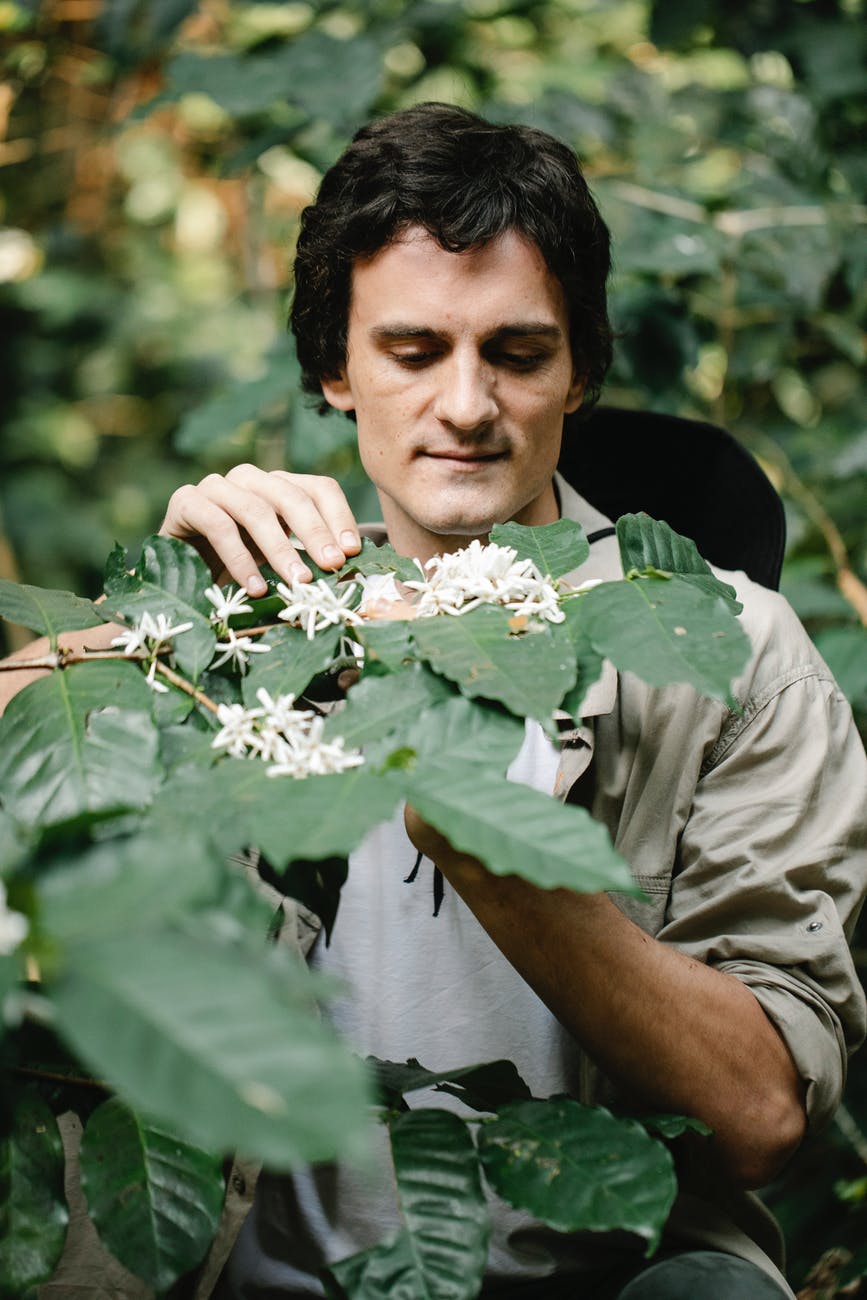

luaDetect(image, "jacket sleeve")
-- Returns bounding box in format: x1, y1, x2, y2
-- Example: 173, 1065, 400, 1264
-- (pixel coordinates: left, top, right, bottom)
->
658, 642, 867, 1134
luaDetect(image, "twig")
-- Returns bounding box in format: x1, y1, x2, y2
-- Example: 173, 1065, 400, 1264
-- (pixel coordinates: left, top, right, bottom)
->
13, 1064, 110, 1093
0, 647, 145, 671
758, 437, 867, 627
153, 660, 220, 713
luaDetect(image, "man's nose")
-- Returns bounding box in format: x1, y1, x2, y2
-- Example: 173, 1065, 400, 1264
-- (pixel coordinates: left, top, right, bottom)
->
432, 355, 499, 432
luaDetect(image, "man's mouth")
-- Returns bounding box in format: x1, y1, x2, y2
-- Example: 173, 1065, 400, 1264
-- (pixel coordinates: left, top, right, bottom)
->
423, 449, 507, 464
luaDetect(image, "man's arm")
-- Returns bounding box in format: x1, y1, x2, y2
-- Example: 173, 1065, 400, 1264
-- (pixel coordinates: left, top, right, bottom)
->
405, 808, 807, 1191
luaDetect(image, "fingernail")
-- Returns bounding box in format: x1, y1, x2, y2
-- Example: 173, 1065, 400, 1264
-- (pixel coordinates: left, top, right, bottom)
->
290, 563, 312, 583
246, 575, 267, 596
322, 545, 343, 566
340, 530, 360, 551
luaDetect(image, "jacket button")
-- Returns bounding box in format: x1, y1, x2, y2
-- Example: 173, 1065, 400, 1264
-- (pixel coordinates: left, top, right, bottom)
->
807, 920, 823, 932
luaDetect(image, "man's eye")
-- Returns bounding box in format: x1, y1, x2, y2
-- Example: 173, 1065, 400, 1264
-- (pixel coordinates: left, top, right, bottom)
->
391, 351, 439, 366
494, 352, 546, 370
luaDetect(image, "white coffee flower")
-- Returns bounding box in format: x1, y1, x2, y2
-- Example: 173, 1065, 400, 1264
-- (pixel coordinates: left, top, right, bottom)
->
204, 583, 254, 625
405, 539, 564, 623
211, 702, 266, 758
210, 628, 272, 674
276, 578, 363, 640
254, 688, 310, 732
0, 882, 28, 957
266, 715, 365, 779
111, 610, 194, 691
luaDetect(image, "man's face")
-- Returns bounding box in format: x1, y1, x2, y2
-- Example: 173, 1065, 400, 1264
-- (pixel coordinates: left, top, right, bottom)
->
321, 226, 585, 562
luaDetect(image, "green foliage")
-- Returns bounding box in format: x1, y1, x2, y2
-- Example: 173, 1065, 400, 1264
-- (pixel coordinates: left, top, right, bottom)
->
0, 518, 751, 1294
1, 0, 865, 1290
79, 1098, 225, 1291
0, 1091, 68, 1292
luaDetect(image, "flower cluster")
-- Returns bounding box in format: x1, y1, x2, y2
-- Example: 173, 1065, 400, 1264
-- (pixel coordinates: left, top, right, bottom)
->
276, 578, 363, 640
111, 611, 193, 692
211, 688, 364, 779
0, 881, 28, 957
204, 584, 272, 674
405, 539, 565, 622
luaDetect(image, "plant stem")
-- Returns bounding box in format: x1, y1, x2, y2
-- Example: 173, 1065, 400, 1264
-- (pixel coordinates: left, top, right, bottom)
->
758, 437, 867, 627
13, 1064, 110, 1093
153, 660, 220, 713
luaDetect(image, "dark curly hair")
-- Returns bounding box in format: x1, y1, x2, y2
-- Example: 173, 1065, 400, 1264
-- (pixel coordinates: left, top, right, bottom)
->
290, 103, 613, 412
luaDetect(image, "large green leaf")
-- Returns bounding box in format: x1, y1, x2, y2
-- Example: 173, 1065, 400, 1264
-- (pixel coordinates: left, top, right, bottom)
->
0, 662, 162, 827
325, 1230, 420, 1300
410, 606, 577, 723
242, 624, 341, 708
102, 535, 216, 679
0, 578, 105, 643
616, 514, 740, 611
147, 761, 403, 869
478, 1098, 677, 1254
580, 576, 750, 704
80, 1098, 224, 1292
37, 828, 222, 944
558, 602, 605, 720
359, 621, 416, 671
0, 1091, 69, 1293
388, 1108, 490, 1300
401, 763, 636, 894
401, 694, 525, 771
52, 928, 372, 1169
325, 666, 454, 749
489, 518, 590, 578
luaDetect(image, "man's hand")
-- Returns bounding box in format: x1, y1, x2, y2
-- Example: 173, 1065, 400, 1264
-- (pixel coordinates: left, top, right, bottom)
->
159, 466, 362, 594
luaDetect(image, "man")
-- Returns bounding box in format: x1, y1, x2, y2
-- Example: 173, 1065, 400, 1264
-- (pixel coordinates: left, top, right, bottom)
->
5, 104, 866, 1298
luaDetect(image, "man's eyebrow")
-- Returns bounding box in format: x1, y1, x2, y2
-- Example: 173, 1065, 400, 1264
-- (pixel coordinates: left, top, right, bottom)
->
369, 322, 564, 341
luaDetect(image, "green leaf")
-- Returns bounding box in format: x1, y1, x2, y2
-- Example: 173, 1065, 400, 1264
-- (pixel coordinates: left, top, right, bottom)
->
0, 663, 162, 828
52, 929, 372, 1169
616, 514, 741, 611
325, 665, 454, 749
478, 1098, 677, 1255
324, 1231, 419, 1300
0, 578, 104, 643
102, 535, 216, 679
359, 621, 416, 671
639, 1114, 713, 1140
0, 1091, 69, 1293
410, 606, 578, 723
371, 1057, 533, 1113
489, 518, 590, 578
389, 1108, 490, 1300
402, 764, 636, 894
580, 577, 751, 705
174, 347, 296, 454
37, 828, 221, 944
347, 539, 425, 584
242, 624, 341, 708
401, 694, 525, 771
162, 32, 383, 128
557, 602, 605, 721
812, 625, 867, 707
80, 1098, 224, 1292
147, 760, 403, 870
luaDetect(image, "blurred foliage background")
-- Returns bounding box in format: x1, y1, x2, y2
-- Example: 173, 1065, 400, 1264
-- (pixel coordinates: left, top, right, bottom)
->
0, 0, 865, 1291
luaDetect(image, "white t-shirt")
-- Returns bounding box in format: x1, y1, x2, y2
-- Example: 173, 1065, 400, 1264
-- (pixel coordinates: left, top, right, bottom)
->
220, 722, 592, 1295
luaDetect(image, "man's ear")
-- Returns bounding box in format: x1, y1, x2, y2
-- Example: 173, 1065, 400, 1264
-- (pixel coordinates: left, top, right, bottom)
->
564, 372, 586, 415
321, 371, 355, 413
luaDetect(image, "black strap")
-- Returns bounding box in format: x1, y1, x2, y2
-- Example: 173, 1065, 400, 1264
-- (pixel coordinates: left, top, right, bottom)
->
586, 525, 616, 545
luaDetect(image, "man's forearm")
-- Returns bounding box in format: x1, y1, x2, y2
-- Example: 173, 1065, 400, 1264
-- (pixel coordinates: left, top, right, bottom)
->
418, 825, 806, 1188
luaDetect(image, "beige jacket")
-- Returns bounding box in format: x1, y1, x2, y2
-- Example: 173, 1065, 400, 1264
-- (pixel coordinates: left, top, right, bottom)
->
41, 476, 867, 1298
